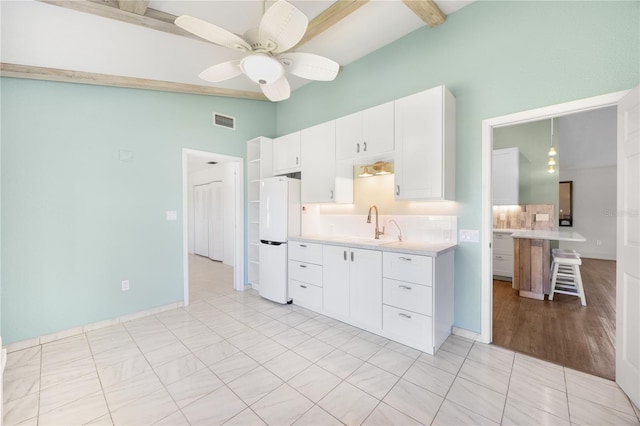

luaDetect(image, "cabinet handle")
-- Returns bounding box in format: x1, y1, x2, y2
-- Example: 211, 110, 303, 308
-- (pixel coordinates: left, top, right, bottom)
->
300, 284, 307, 289
351, 251, 354, 262
495, 255, 504, 260
398, 313, 412, 319
299, 264, 307, 268
330, 190, 334, 200
356, 143, 360, 153
399, 257, 412, 262
396, 185, 400, 196
363, 141, 367, 151
399, 285, 412, 290
296, 156, 299, 165
343, 250, 347, 261
300, 244, 307, 248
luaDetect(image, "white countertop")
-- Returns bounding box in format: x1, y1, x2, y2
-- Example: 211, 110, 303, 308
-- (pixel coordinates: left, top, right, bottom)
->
510, 229, 587, 242
290, 235, 457, 256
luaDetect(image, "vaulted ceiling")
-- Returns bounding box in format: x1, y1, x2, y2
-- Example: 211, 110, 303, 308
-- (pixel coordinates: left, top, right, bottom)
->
1, 0, 473, 101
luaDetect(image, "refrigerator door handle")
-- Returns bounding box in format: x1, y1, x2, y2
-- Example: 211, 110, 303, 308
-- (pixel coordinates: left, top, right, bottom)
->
260, 240, 283, 246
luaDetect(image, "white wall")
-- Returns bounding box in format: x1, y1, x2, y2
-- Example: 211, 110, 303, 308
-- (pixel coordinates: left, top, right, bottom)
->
559, 166, 616, 260
188, 163, 236, 266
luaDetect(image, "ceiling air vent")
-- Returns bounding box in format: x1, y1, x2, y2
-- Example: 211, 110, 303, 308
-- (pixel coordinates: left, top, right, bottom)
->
213, 112, 236, 130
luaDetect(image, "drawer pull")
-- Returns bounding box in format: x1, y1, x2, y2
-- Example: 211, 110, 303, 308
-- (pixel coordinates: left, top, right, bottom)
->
398, 285, 412, 290
300, 284, 307, 289
495, 256, 503, 260
299, 264, 307, 268
399, 257, 412, 261
300, 244, 307, 248
398, 313, 412, 319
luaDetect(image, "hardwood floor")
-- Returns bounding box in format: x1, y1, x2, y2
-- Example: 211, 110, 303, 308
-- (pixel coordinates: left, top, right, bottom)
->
493, 258, 616, 380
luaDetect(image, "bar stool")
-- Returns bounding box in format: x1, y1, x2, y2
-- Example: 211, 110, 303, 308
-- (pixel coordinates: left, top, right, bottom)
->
549, 250, 586, 306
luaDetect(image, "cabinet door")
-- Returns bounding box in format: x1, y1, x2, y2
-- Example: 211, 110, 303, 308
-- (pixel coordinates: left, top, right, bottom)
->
362, 102, 394, 156
395, 87, 444, 200
301, 121, 336, 203
273, 132, 301, 174
394, 86, 456, 200
335, 111, 362, 160
492, 148, 519, 205
349, 248, 383, 330
322, 245, 350, 320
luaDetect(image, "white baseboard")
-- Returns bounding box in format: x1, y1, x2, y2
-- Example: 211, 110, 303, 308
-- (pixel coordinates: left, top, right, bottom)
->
3, 301, 182, 353
452, 326, 487, 343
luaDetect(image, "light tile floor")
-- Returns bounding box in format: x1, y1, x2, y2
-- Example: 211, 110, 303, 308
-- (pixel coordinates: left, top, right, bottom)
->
3, 255, 640, 425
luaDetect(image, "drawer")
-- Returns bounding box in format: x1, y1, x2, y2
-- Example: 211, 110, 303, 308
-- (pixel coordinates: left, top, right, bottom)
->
493, 233, 514, 254
289, 241, 323, 264
493, 254, 513, 277
383, 304, 432, 349
288, 261, 323, 287
383, 252, 432, 285
383, 278, 432, 316
288, 279, 322, 311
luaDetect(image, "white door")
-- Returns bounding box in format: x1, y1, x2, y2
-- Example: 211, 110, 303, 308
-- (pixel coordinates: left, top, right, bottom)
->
194, 184, 209, 257
260, 177, 288, 243
616, 86, 640, 407
208, 181, 224, 261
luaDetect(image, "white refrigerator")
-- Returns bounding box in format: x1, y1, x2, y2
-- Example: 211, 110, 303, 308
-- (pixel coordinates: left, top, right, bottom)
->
259, 177, 301, 303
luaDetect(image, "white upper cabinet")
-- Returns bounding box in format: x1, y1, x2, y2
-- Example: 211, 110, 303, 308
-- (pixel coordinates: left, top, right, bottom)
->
394, 86, 456, 200
492, 147, 519, 205
336, 102, 394, 161
301, 121, 353, 204
273, 131, 301, 175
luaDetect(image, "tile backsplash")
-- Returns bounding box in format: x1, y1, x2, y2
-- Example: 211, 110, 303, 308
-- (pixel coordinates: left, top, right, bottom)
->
493, 204, 555, 230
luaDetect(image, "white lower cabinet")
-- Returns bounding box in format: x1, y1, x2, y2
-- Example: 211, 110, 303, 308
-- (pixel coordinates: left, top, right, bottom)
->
493, 232, 514, 279
288, 242, 323, 311
321, 245, 350, 320
288, 241, 454, 354
322, 245, 382, 331
382, 250, 454, 354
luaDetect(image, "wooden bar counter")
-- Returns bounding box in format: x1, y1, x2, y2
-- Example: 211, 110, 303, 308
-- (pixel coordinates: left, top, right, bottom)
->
510, 230, 586, 300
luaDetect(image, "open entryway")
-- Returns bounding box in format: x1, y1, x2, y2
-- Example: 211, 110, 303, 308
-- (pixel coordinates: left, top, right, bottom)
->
480, 87, 639, 408
489, 108, 618, 379
182, 149, 245, 305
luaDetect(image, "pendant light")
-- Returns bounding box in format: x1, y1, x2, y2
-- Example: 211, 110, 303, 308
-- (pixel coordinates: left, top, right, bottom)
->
547, 117, 556, 173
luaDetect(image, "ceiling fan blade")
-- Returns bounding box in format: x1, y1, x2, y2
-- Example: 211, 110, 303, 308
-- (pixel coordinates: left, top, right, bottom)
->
199, 61, 243, 83
259, 0, 308, 54
279, 52, 339, 81
175, 15, 251, 52
261, 76, 291, 102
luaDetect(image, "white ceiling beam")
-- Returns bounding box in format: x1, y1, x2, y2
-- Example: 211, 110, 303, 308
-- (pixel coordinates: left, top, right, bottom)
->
402, 0, 446, 27
0, 63, 268, 101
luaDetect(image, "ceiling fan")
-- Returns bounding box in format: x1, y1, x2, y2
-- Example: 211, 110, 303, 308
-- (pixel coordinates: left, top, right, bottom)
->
175, 0, 340, 102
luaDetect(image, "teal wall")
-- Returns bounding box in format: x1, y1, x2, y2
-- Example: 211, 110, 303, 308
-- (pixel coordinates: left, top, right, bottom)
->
1, 79, 276, 344
493, 119, 560, 212
276, 1, 639, 332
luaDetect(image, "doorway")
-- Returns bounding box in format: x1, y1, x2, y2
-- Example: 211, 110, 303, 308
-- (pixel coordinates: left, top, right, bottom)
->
480, 91, 630, 371
182, 148, 245, 306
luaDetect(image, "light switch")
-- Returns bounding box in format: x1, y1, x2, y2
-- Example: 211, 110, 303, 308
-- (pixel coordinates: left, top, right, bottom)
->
166, 211, 177, 221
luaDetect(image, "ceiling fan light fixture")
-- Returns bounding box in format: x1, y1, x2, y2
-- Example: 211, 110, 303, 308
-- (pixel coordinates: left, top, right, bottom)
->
240, 54, 284, 85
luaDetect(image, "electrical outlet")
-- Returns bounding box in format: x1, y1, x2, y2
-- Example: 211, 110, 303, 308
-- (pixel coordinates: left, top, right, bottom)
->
121, 280, 130, 291
535, 214, 549, 222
